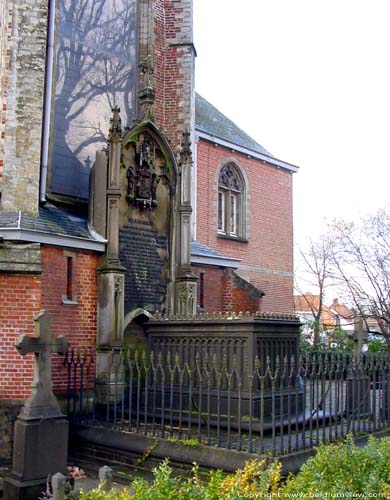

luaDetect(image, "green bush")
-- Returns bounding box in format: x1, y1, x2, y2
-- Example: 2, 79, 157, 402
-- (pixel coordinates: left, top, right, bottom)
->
78, 459, 281, 500
281, 435, 390, 498
78, 436, 390, 499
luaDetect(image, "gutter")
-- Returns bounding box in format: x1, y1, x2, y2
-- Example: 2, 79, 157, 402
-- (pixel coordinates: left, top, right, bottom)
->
39, 0, 56, 202
196, 130, 299, 173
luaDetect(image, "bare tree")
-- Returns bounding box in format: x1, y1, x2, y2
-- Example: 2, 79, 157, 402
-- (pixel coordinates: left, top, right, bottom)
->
295, 234, 335, 346
331, 207, 390, 342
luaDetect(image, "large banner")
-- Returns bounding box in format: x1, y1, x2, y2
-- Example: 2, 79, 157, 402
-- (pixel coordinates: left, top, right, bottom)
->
51, 0, 137, 199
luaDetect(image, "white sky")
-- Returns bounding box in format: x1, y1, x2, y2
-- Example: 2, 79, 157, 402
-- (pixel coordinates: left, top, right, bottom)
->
193, 0, 390, 247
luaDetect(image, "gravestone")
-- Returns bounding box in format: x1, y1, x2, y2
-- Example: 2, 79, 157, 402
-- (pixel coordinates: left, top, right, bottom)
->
346, 318, 370, 417
3, 310, 69, 500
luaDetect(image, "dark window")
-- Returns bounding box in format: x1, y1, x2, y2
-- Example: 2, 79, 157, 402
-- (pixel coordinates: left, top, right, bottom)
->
66, 256, 73, 300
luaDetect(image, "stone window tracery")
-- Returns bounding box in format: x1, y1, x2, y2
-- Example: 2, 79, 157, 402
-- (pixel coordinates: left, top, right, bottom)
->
217, 163, 246, 239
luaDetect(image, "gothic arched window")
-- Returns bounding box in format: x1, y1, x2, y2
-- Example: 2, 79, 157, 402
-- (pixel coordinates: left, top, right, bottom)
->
217, 163, 246, 239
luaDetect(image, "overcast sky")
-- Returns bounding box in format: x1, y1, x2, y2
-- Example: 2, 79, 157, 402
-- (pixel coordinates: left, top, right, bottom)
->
193, 0, 390, 247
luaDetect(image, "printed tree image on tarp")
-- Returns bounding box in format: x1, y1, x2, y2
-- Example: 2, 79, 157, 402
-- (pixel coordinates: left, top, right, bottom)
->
50, 0, 137, 199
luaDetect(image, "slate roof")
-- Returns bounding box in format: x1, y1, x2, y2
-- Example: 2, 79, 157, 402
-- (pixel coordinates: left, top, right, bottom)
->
0, 205, 98, 241
191, 241, 228, 259
191, 241, 240, 268
195, 93, 272, 157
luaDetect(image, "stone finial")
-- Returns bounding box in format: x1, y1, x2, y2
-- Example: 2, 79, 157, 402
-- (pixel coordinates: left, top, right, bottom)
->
179, 130, 192, 167
109, 106, 122, 143
139, 54, 155, 118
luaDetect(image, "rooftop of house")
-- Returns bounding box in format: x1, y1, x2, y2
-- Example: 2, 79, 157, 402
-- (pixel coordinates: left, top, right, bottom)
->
329, 298, 354, 319
195, 93, 272, 157
294, 293, 335, 321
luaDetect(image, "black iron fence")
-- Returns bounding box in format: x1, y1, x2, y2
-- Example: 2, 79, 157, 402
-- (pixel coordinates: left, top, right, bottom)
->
64, 349, 390, 457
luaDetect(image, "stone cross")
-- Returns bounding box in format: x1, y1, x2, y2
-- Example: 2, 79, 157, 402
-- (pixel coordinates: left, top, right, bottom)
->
16, 310, 68, 419
353, 317, 367, 358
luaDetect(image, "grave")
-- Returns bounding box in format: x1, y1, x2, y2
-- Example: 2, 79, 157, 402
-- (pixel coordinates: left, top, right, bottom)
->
3, 310, 69, 500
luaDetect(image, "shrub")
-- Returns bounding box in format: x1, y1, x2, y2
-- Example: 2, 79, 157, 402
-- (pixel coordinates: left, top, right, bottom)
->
78, 459, 280, 500
218, 459, 281, 500
281, 435, 390, 498
79, 436, 390, 499
79, 460, 225, 500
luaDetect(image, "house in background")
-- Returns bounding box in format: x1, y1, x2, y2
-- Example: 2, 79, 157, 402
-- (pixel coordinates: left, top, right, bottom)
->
328, 298, 355, 335
294, 293, 356, 345
294, 293, 335, 344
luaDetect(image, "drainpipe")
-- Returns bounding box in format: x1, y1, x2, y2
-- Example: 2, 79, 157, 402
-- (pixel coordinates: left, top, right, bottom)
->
39, 0, 56, 203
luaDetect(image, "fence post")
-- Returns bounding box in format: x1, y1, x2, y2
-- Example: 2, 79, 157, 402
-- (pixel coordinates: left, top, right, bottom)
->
99, 465, 113, 492
52, 472, 66, 500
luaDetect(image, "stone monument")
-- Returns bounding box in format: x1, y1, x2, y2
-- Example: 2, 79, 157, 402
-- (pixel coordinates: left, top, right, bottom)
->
3, 310, 69, 500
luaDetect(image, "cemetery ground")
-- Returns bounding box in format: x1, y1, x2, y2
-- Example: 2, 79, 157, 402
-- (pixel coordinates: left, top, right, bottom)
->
4, 311, 390, 498
3, 433, 390, 498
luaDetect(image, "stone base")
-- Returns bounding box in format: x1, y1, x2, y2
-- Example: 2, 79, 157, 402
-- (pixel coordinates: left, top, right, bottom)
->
3, 415, 68, 500
3, 475, 49, 500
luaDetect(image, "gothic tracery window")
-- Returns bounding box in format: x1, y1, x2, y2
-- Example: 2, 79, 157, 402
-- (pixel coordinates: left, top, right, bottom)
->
217, 163, 246, 239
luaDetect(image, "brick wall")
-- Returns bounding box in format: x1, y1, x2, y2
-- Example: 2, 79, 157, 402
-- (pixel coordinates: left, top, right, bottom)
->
40, 246, 98, 392
192, 265, 262, 314
192, 265, 225, 312
153, 0, 194, 152
195, 139, 294, 313
0, 274, 41, 400
0, 246, 98, 400
0, 245, 98, 460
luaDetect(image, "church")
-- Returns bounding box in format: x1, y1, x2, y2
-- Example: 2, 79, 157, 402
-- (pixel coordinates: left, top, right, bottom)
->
0, 0, 298, 461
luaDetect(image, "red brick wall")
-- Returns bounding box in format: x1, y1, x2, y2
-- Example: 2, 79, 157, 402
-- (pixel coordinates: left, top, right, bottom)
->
192, 265, 262, 314
196, 139, 294, 313
231, 282, 261, 314
192, 265, 225, 312
40, 246, 98, 391
0, 246, 98, 400
153, 0, 193, 151
0, 274, 41, 399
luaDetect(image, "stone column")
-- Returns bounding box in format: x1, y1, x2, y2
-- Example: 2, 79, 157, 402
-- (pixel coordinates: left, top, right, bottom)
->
96, 108, 126, 398
175, 131, 197, 315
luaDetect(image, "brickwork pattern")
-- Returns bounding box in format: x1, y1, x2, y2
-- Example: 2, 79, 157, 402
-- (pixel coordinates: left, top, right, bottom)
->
192, 265, 225, 312
196, 139, 294, 313
192, 265, 262, 314
153, 0, 194, 153
0, 274, 41, 399
0, 247, 98, 400
40, 246, 99, 391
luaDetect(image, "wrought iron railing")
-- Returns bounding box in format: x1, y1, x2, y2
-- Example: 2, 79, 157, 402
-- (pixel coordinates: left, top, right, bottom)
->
64, 349, 390, 457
